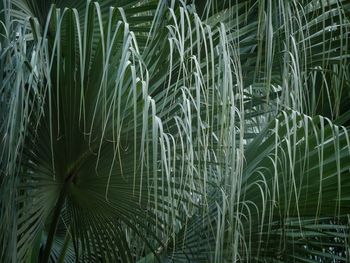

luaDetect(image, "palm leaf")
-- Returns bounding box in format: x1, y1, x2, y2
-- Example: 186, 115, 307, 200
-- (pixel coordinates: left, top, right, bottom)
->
1, 0, 349, 262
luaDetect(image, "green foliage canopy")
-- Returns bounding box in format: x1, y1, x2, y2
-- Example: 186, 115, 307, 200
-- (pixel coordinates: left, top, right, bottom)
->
1, 0, 350, 262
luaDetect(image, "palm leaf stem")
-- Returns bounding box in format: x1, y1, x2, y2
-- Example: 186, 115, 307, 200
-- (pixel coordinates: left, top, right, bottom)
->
41, 169, 77, 263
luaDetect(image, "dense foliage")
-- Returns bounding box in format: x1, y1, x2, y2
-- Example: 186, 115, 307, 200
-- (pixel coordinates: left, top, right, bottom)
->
1, 0, 350, 262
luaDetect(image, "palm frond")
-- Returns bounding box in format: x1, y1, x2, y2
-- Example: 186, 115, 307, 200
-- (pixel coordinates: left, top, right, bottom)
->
0, 0, 349, 262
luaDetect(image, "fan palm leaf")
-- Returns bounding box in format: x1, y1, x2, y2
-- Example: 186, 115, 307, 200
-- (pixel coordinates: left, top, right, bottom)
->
1, 0, 349, 262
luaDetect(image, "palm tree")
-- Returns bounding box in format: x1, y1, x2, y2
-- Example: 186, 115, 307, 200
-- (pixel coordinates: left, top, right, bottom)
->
1, 0, 349, 262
